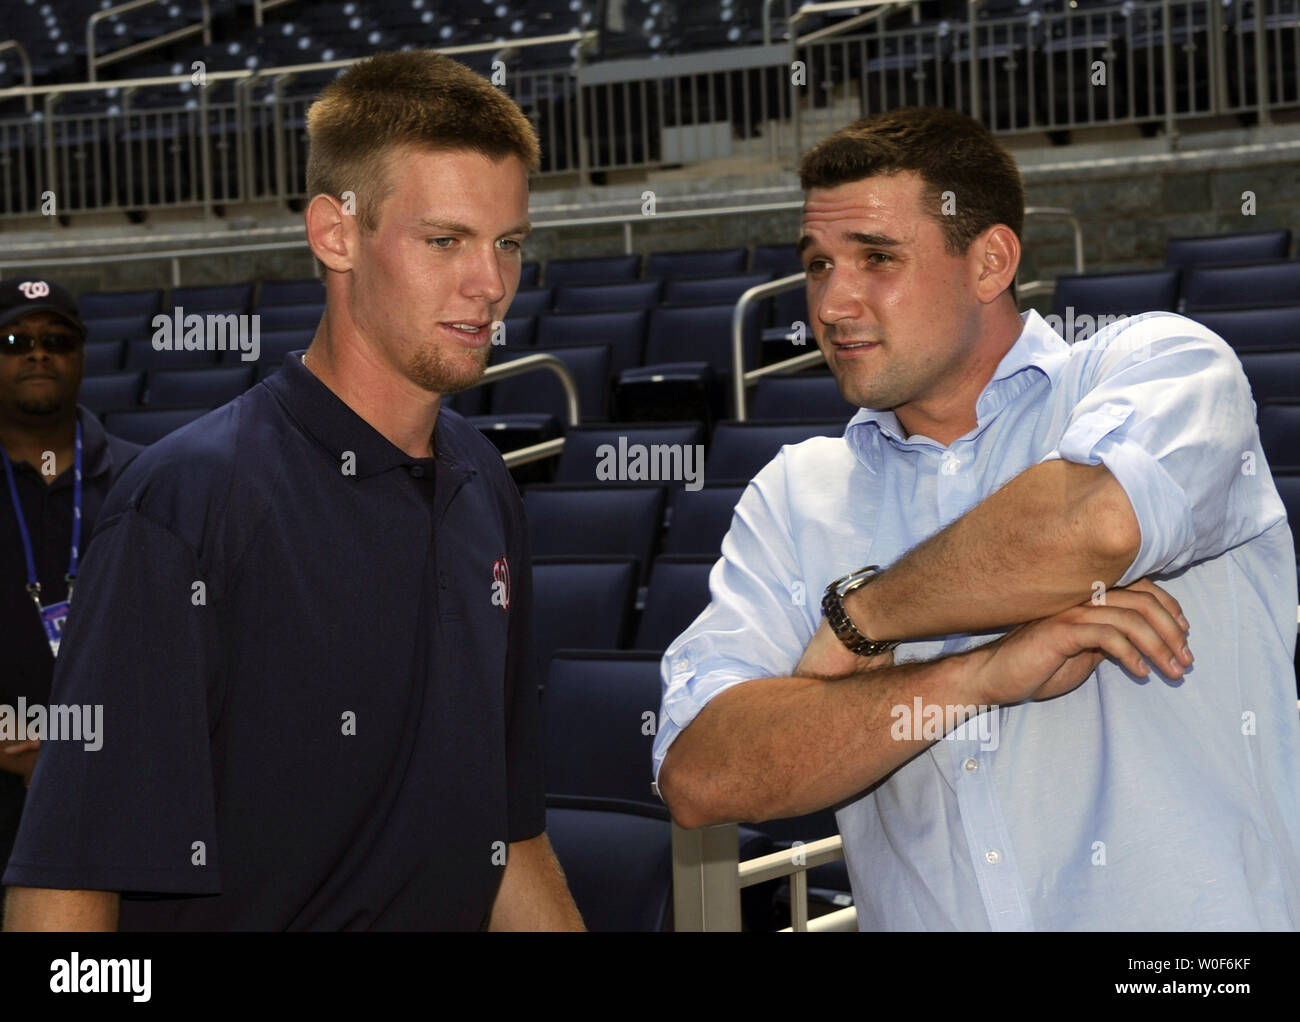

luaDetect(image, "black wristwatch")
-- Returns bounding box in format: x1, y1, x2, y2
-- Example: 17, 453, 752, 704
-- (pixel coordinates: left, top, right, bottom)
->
822, 565, 898, 657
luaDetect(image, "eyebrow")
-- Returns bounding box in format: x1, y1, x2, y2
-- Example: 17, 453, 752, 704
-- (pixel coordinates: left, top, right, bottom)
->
796, 231, 904, 256
418, 217, 532, 237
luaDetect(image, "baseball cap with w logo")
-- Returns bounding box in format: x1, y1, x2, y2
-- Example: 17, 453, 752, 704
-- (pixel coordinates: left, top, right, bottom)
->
0, 277, 86, 334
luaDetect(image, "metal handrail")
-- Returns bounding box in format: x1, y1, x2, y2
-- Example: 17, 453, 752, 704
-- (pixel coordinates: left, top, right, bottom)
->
254, 0, 298, 28
0, 41, 33, 112
794, 0, 904, 45
88, 0, 212, 83
469, 353, 581, 469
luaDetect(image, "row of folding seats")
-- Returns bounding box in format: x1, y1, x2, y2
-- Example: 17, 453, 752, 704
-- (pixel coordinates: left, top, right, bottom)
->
77, 279, 324, 320
1053, 262, 1300, 324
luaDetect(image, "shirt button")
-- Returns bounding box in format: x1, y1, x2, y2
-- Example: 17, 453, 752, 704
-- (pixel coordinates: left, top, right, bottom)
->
941, 452, 960, 475
963, 758, 979, 772
985, 849, 1001, 865
409, 465, 425, 478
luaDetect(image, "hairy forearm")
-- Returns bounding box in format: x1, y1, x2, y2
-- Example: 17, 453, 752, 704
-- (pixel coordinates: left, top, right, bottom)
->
3, 887, 119, 931
847, 460, 1139, 642
487, 833, 584, 931
659, 653, 976, 828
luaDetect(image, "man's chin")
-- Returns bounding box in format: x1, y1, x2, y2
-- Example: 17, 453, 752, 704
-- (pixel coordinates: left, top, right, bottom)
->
14, 398, 65, 417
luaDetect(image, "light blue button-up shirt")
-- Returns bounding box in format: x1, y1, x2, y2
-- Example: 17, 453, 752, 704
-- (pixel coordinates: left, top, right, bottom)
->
653, 310, 1300, 930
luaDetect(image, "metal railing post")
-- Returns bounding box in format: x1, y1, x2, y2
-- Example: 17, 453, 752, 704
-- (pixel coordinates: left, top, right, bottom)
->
1253, 0, 1272, 124
0, 41, 33, 112
1161, 0, 1177, 141
733, 272, 807, 421
671, 821, 743, 931
968, 0, 982, 121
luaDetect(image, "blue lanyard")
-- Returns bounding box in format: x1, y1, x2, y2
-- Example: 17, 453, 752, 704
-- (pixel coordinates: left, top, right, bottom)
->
1, 420, 83, 610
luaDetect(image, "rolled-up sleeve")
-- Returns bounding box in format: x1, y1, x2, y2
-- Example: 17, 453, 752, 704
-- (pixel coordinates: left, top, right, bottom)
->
1040, 312, 1283, 587
652, 452, 816, 780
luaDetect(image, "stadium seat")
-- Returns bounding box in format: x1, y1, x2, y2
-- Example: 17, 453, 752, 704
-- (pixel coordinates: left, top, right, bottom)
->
1237, 351, 1300, 405
84, 314, 155, 345
221, 329, 313, 367
1187, 305, 1300, 353
102, 407, 211, 446
1273, 471, 1300, 553
253, 303, 323, 332
507, 287, 552, 319
143, 366, 256, 408
543, 806, 673, 931
169, 283, 254, 313
1051, 269, 1180, 321
520, 260, 540, 288
552, 280, 664, 314
491, 344, 611, 421
553, 423, 706, 486
78, 372, 143, 414
706, 420, 846, 480
751, 243, 803, 276
642, 303, 763, 370
82, 341, 124, 375
1258, 401, 1300, 472
1181, 261, 1300, 312
78, 289, 163, 319
531, 557, 639, 677
635, 554, 716, 649
525, 485, 665, 577
752, 373, 856, 420
663, 484, 747, 555
663, 272, 775, 306
1165, 229, 1292, 270
258, 278, 325, 306
124, 338, 221, 371
542, 651, 665, 810
645, 247, 748, 279
536, 309, 648, 374
497, 316, 536, 349
544, 254, 641, 286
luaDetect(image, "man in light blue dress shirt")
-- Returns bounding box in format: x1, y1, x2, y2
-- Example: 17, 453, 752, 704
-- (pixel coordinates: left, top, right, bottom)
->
653, 107, 1300, 930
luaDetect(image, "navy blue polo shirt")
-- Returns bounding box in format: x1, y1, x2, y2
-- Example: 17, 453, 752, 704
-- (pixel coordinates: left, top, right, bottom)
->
0, 409, 141, 871
3, 353, 546, 930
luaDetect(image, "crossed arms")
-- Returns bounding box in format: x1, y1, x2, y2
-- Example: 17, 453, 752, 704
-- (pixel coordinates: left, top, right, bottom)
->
657, 459, 1196, 828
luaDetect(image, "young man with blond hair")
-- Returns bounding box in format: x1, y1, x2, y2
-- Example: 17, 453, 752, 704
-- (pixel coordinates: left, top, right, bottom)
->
3, 51, 582, 931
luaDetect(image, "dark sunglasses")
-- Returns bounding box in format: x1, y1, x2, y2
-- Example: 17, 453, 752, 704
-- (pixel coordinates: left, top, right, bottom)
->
1, 330, 84, 356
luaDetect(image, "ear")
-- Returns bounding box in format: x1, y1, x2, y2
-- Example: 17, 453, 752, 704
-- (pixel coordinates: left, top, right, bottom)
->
305, 193, 355, 274
973, 224, 1020, 304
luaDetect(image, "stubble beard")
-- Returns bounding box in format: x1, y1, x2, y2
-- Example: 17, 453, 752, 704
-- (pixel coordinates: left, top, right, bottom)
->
407, 341, 491, 396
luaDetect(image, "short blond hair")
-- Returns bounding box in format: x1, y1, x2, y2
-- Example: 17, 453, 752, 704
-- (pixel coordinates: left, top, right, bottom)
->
306, 50, 540, 243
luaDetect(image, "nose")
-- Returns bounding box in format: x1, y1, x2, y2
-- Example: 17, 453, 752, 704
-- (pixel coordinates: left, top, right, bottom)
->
814, 267, 866, 335
462, 243, 508, 308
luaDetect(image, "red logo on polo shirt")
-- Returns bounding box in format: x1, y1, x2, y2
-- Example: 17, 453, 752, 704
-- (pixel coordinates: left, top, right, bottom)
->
491, 555, 511, 610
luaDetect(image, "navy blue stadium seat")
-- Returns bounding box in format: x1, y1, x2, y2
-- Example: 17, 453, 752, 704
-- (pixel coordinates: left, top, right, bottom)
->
1181, 261, 1300, 312
643, 303, 762, 370
1273, 471, 1300, 551
169, 283, 253, 313
752, 373, 855, 420
254, 303, 322, 332
508, 287, 552, 318
751, 243, 803, 276
491, 344, 611, 421
635, 554, 716, 649
102, 407, 211, 446
520, 260, 540, 288
1237, 351, 1300, 405
645, 247, 748, 280
1051, 269, 1180, 321
82, 341, 124, 375
664, 272, 775, 307
84, 314, 154, 345
543, 651, 664, 809
552, 280, 663, 314
143, 365, 256, 408
1165, 229, 1292, 270
706, 419, 846, 480
664, 484, 746, 555
554, 423, 706, 485
526, 485, 665, 577
78, 372, 143, 414
258, 278, 325, 306
536, 309, 648, 374
494, 316, 536, 349
468, 412, 562, 467
1258, 401, 1300, 472
531, 556, 639, 677
78, 289, 163, 319
544, 254, 641, 286
543, 806, 673, 931
221, 329, 313, 367
124, 338, 222, 370
1187, 305, 1300, 353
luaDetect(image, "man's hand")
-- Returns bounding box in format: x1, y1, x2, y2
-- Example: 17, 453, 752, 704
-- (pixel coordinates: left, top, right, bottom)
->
0, 740, 39, 788
795, 618, 894, 678
965, 578, 1192, 706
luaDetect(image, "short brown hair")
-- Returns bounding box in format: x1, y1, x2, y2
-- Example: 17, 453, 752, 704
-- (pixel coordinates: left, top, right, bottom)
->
306, 50, 540, 238
799, 107, 1022, 296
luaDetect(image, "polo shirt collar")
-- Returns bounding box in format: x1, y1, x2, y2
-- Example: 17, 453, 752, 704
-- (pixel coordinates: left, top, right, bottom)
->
77, 404, 114, 479
264, 351, 478, 481
845, 309, 1069, 462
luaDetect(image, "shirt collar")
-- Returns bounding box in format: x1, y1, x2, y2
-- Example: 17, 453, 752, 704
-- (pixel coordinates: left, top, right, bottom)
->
77, 404, 114, 479
263, 351, 478, 481
845, 310, 1069, 454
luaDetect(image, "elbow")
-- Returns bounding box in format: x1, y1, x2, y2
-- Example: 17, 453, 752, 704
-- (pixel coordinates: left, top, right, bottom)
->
1089, 471, 1142, 576
658, 743, 728, 831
